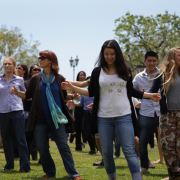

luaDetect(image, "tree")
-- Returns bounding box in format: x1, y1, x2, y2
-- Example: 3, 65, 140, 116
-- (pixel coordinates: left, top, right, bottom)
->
0, 26, 40, 73
114, 11, 180, 73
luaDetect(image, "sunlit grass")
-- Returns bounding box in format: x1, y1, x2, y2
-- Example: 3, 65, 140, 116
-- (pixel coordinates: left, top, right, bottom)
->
0, 140, 168, 179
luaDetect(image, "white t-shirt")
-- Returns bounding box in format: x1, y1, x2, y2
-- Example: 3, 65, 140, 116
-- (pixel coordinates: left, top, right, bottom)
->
98, 68, 131, 117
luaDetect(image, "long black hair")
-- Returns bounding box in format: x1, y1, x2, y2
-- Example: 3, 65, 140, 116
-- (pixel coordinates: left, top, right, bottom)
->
96, 39, 130, 81
17, 63, 29, 80
76, 71, 86, 81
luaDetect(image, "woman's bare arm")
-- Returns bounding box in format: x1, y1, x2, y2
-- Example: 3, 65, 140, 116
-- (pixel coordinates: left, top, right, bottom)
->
69, 81, 88, 87
62, 81, 89, 96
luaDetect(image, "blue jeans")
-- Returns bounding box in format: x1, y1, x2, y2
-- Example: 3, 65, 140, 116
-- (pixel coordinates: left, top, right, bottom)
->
0, 111, 30, 171
139, 113, 159, 169
114, 130, 121, 156
34, 123, 79, 178
98, 114, 141, 180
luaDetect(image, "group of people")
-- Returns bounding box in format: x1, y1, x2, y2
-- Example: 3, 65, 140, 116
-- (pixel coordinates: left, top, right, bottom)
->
0, 39, 179, 180
0, 52, 83, 179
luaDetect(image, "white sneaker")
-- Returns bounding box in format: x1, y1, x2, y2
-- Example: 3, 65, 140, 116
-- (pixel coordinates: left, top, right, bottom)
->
140, 167, 150, 173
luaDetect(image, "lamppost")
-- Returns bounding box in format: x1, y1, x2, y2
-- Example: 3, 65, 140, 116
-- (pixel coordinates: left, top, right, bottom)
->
69, 56, 79, 81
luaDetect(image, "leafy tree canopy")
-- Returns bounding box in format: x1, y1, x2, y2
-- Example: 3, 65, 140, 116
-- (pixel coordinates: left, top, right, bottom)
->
0, 26, 40, 72
114, 11, 180, 72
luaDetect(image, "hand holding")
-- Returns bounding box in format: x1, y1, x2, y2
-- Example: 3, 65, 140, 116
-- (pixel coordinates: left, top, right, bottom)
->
151, 93, 161, 102
61, 81, 73, 91
10, 85, 18, 95
135, 102, 141, 109
73, 93, 80, 100
68, 100, 74, 105
87, 103, 93, 109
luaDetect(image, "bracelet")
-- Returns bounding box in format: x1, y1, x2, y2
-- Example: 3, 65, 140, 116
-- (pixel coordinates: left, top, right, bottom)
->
71, 95, 74, 100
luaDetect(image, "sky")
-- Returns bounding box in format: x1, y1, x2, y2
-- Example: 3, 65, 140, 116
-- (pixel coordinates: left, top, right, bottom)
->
0, 0, 179, 81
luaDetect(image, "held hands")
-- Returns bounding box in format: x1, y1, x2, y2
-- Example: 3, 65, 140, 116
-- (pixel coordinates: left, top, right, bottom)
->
73, 93, 80, 100
68, 100, 74, 109
68, 100, 75, 106
61, 81, 73, 91
87, 103, 93, 109
10, 85, 18, 95
135, 102, 141, 109
150, 93, 161, 102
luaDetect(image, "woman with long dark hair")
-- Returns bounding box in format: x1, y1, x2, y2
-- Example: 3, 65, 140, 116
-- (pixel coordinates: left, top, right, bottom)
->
10, 50, 83, 179
61, 40, 161, 180
16, 63, 29, 80
0, 57, 30, 172
73, 71, 87, 150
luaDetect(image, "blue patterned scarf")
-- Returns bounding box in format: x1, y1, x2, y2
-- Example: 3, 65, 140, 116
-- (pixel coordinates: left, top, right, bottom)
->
42, 70, 68, 129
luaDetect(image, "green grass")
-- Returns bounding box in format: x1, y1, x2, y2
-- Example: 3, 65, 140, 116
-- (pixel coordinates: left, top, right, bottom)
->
0, 141, 168, 180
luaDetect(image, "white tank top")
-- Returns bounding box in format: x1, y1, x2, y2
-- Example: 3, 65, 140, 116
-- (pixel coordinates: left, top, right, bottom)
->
98, 68, 131, 117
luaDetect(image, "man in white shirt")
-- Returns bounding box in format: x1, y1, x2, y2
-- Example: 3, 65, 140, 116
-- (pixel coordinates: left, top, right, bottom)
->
133, 51, 163, 173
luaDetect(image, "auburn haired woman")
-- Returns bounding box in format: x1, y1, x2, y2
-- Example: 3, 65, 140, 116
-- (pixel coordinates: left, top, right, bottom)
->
10, 50, 83, 179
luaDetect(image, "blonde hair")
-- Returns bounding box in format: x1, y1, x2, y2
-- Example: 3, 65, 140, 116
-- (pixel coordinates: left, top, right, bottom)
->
158, 47, 180, 94
3, 57, 17, 75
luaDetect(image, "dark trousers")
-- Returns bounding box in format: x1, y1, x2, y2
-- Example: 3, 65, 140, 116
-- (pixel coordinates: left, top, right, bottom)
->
12, 125, 19, 158
26, 130, 38, 160
34, 123, 79, 178
139, 112, 159, 169
83, 111, 95, 151
148, 131, 154, 148
0, 111, 30, 170
74, 107, 85, 150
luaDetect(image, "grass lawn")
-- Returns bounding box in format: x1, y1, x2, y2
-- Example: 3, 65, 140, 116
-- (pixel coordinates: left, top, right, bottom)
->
0, 140, 168, 180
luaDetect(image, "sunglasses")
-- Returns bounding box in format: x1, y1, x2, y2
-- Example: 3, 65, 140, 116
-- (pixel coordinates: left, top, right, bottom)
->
33, 68, 41, 72
16, 67, 23, 70
38, 56, 47, 61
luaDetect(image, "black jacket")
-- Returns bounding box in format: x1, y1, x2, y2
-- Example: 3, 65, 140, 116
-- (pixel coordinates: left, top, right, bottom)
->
88, 67, 144, 136
149, 73, 168, 115
25, 73, 74, 133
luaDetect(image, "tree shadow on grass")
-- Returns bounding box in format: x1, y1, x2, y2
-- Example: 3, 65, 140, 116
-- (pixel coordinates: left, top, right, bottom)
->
116, 165, 126, 170
22, 175, 70, 180
142, 173, 168, 179
29, 162, 42, 166
0, 169, 19, 174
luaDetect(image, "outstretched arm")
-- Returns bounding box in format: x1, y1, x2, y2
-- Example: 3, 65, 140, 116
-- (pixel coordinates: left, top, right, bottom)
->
143, 92, 161, 102
61, 81, 89, 97
69, 81, 89, 87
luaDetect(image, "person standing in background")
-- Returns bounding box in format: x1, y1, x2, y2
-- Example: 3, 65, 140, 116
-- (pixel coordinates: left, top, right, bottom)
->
73, 71, 87, 151
0, 57, 30, 172
133, 51, 163, 173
